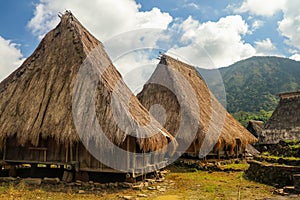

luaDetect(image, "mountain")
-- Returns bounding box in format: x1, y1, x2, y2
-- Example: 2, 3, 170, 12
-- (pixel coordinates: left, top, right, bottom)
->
197, 56, 300, 114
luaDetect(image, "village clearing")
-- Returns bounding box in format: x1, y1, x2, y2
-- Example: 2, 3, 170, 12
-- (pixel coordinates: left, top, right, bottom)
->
0, 165, 286, 200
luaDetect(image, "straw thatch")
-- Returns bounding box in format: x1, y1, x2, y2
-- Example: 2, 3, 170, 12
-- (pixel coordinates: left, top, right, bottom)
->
137, 54, 257, 157
0, 11, 175, 153
260, 91, 300, 144
247, 120, 264, 138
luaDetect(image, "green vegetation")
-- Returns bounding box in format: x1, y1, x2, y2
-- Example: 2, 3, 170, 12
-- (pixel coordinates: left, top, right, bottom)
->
197, 56, 300, 124
219, 163, 250, 171
0, 170, 277, 200
233, 109, 273, 126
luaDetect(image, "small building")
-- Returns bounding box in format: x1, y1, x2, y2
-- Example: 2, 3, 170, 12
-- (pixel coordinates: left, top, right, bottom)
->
247, 120, 264, 138
259, 91, 300, 144
0, 12, 176, 181
137, 54, 257, 159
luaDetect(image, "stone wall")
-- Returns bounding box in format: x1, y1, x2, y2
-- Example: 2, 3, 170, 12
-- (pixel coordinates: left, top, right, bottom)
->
256, 140, 300, 157
245, 160, 300, 187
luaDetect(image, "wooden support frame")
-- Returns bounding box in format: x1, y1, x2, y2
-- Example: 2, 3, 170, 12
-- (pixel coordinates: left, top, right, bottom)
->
28, 147, 47, 162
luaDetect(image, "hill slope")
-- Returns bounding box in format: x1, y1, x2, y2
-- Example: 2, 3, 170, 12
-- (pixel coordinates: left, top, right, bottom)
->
197, 56, 300, 114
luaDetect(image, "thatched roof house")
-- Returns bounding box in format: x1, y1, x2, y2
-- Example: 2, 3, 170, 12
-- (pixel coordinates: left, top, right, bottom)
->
247, 120, 264, 138
260, 91, 300, 144
137, 55, 257, 158
0, 12, 176, 177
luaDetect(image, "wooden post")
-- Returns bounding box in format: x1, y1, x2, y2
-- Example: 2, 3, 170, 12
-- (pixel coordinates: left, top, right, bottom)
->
76, 142, 79, 162
2, 138, 6, 160
66, 144, 69, 163
127, 136, 130, 170
43, 149, 47, 162
70, 143, 73, 162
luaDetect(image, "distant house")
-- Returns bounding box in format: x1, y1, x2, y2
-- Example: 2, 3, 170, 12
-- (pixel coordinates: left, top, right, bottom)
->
247, 120, 264, 138
137, 54, 257, 159
259, 91, 300, 144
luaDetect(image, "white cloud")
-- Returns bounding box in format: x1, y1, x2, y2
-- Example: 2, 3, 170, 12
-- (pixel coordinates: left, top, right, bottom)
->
278, 0, 300, 50
114, 51, 158, 93
27, 0, 173, 90
0, 36, 24, 81
28, 0, 172, 41
254, 38, 281, 56
234, 0, 284, 17
290, 53, 300, 61
168, 15, 256, 68
251, 20, 264, 32
183, 3, 200, 10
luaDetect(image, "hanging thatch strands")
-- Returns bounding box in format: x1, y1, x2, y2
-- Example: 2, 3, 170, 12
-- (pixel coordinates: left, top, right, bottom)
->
0, 11, 176, 173
137, 54, 257, 158
260, 91, 300, 144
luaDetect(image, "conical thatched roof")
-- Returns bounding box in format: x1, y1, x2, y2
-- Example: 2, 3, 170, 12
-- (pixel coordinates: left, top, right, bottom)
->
260, 91, 300, 144
0, 12, 175, 153
247, 120, 264, 138
137, 54, 257, 157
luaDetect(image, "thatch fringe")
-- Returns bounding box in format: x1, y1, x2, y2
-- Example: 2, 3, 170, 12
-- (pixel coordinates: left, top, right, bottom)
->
137, 54, 257, 155
0, 12, 177, 153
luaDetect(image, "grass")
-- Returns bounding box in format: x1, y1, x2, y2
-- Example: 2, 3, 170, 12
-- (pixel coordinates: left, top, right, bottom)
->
0, 168, 278, 200
260, 153, 300, 161
219, 163, 249, 171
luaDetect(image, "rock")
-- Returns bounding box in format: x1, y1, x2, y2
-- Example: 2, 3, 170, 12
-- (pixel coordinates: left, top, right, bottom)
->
22, 178, 42, 185
94, 182, 101, 186
143, 182, 149, 187
120, 182, 132, 188
147, 186, 157, 190
156, 178, 165, 182
158, 187, 166, 192
123, 196, 134, 200
274, 188, 288, 196
132, 182, 143, 190
0, 177, 17, 183
62, 171, 73, 183
137, 194, 148, 197
108, 182, 115, 188
114, 182, 119, 188
66, 182, 75, 186
75, 180, 82, 186
78, 190, 85, 194
283, 186, 295, 194
43, 177, 60, 184
145, 179, 155, 184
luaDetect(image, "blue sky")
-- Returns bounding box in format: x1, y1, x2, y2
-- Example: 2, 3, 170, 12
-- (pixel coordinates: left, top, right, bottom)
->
0, 0, 300, 83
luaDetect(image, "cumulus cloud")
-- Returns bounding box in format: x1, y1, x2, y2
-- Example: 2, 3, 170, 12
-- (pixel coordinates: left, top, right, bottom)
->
278, 0, 300, 50
168, 15, 256, 68
290, 53, 300, 61
27, 0, 173, 90
0, 36, 24, 81
254, 38, 281, 56
183, 3, 200, 10
28, 0, 172, 41
233, 0, 284, 17
251, 20, 264, 32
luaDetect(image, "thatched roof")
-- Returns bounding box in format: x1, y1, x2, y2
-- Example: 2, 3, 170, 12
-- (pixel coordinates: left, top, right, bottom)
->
246, 120, 264, 138
260, 91, 300, 144
137, 54, 257, 157
0, 12, 176, 153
